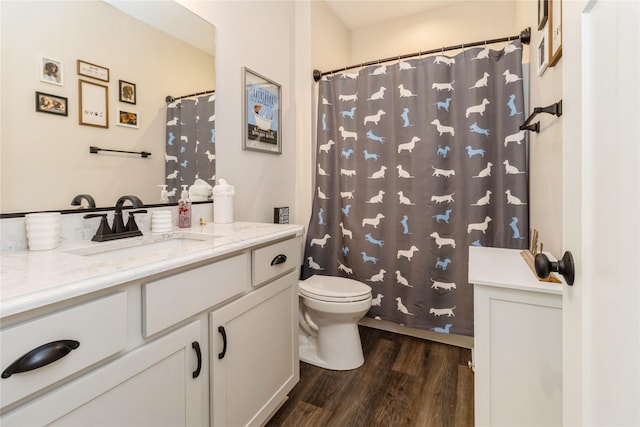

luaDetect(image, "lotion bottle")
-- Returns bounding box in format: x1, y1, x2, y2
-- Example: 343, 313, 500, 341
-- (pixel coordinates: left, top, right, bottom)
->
178, 185, 192, 228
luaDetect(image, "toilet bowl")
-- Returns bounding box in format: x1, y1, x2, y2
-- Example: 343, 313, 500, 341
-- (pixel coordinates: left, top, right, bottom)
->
298, 275, 372, 370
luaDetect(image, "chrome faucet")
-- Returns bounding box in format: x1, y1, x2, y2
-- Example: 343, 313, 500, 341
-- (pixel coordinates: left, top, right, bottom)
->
84, 195, 146, 242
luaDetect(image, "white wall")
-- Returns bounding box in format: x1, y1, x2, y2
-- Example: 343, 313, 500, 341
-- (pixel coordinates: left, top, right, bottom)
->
515, 1, 563, 257
349, 1, 519, 63
180, 0, 298, 224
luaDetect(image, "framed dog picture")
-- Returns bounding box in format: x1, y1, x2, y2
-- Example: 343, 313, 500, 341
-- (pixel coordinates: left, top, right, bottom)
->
117, 109, 139, 128
119, 80, 136, 104
40, 57, 63, 86
242, 67, 281, 154
35, 92, 68, 116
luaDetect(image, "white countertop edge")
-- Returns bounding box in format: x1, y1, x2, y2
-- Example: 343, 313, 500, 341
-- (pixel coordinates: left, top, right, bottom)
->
468, 246, 564, 295
1, 223, 304, 319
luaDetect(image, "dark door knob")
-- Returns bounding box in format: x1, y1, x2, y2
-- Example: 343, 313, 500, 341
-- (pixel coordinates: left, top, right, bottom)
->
535, 251, 575, 286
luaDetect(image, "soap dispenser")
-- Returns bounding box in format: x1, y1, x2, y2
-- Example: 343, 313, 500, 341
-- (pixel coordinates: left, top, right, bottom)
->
158, 185, 169, 203
178, 185, 192, 228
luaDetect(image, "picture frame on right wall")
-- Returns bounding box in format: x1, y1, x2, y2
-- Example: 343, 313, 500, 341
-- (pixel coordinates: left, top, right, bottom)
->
537, 32, 549, 76
548, 0, 562, 66
538, 0, 548, 30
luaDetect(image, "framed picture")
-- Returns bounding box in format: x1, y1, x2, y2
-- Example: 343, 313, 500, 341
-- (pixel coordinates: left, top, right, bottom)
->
537, 32, 549, 76
35, 91, 68, 116
77, 60, 109, 82
79, 79, 108, 128
538, 0, 548, 30
116, 109, 139, 128
119, 80, 136, 104
548, 0, 562, 66
40, 57, 63, 86
242, 67, 281, 154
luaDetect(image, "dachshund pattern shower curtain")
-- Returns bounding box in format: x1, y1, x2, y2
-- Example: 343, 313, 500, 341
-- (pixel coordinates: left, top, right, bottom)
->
302, 41, 528, 336
165, 94, 216, 202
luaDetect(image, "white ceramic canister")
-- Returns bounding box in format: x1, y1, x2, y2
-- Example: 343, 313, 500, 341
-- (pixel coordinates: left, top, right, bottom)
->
151, 210, 172, 233
24, 212, 61, 251
212, 179, 234, 224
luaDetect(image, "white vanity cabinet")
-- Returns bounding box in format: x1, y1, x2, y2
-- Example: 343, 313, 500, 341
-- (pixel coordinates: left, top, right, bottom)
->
2, 320, 204, 427
469, 247, 563, 427
0, 228, 302, 427
210, 238, 300, 427
210, 271, 298, 427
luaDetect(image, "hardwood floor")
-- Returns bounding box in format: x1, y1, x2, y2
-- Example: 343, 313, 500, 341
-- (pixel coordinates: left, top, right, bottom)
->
267, 326, 474, 427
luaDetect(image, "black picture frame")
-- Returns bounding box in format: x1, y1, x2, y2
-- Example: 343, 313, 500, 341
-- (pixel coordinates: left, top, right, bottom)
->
119, 80, 136, 104
538, 0, 548, 30
35, 91, 68, 116
242, 67, 282, 154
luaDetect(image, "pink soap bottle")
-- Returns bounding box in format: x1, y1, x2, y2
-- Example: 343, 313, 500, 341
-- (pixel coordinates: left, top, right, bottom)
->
178, 185, 192, 228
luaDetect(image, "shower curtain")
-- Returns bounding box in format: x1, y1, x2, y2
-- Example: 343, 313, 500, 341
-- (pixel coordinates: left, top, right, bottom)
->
302, 41, 528, 336
165, 94, 216, 202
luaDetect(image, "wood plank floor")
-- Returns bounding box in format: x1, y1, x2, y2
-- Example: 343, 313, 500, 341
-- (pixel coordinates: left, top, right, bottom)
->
267, 325, 474, 427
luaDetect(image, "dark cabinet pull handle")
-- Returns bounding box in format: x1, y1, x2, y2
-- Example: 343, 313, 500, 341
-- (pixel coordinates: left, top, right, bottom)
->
2, 340, 80, 378
271, 254, 287, 266
191, 341, 202, 378
218, 326, 227, 360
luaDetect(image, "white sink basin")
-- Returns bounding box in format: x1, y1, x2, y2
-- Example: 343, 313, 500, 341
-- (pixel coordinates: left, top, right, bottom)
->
64, 233, 219, 261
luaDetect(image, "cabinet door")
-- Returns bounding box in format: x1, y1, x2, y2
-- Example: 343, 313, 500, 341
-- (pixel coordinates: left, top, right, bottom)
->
210, 271, 298, 427
474, 286, 562, 426
2, 321, 204, 427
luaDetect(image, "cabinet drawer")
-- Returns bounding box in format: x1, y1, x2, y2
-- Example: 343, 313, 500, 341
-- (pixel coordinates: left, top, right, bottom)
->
0, 292, 127, 410
143, 253, 249, 337
252, 237, 299, 287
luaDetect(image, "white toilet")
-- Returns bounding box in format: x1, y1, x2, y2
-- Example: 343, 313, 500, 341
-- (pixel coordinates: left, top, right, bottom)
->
298, 275, 372, 370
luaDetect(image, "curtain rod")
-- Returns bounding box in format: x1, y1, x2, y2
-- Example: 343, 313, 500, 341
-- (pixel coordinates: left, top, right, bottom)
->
165, 89, 215, 103
313, 27, 531, 82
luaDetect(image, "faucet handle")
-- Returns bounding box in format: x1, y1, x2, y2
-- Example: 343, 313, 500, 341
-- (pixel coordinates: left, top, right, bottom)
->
126, 210, 147, 232
84, 213, 112, 241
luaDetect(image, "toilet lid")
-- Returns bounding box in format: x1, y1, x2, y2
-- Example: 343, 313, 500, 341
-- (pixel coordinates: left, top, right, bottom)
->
299, 275, 371, 301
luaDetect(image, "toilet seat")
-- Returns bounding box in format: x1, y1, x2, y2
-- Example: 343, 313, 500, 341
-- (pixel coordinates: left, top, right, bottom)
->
299, 275, 371, 303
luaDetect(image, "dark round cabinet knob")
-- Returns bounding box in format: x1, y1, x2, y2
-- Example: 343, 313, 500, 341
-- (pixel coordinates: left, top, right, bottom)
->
534, 251, 575, 286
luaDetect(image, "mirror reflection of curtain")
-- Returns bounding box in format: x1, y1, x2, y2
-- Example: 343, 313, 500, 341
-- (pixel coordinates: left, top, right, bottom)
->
303, 42, 528, 337
165, 94, 216, 202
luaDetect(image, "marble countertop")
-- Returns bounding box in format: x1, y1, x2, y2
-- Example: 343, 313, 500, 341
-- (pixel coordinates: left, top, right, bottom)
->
0, 222, 304, 319
468, 246, 564, 295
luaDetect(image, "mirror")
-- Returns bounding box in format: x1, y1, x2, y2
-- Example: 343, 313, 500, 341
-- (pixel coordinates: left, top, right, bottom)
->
0, 0, 215, 214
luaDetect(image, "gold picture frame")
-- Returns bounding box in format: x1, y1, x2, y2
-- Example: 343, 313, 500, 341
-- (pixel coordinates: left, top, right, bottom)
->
78, 79, 108, 128
548, 0, 562, 66
77, 60, 110, 82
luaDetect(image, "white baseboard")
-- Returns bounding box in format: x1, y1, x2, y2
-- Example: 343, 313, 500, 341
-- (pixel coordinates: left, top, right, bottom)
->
359, 317, 474, 350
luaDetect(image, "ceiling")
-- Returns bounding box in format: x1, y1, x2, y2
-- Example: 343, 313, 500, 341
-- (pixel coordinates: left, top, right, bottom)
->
325, 0, 469, 30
